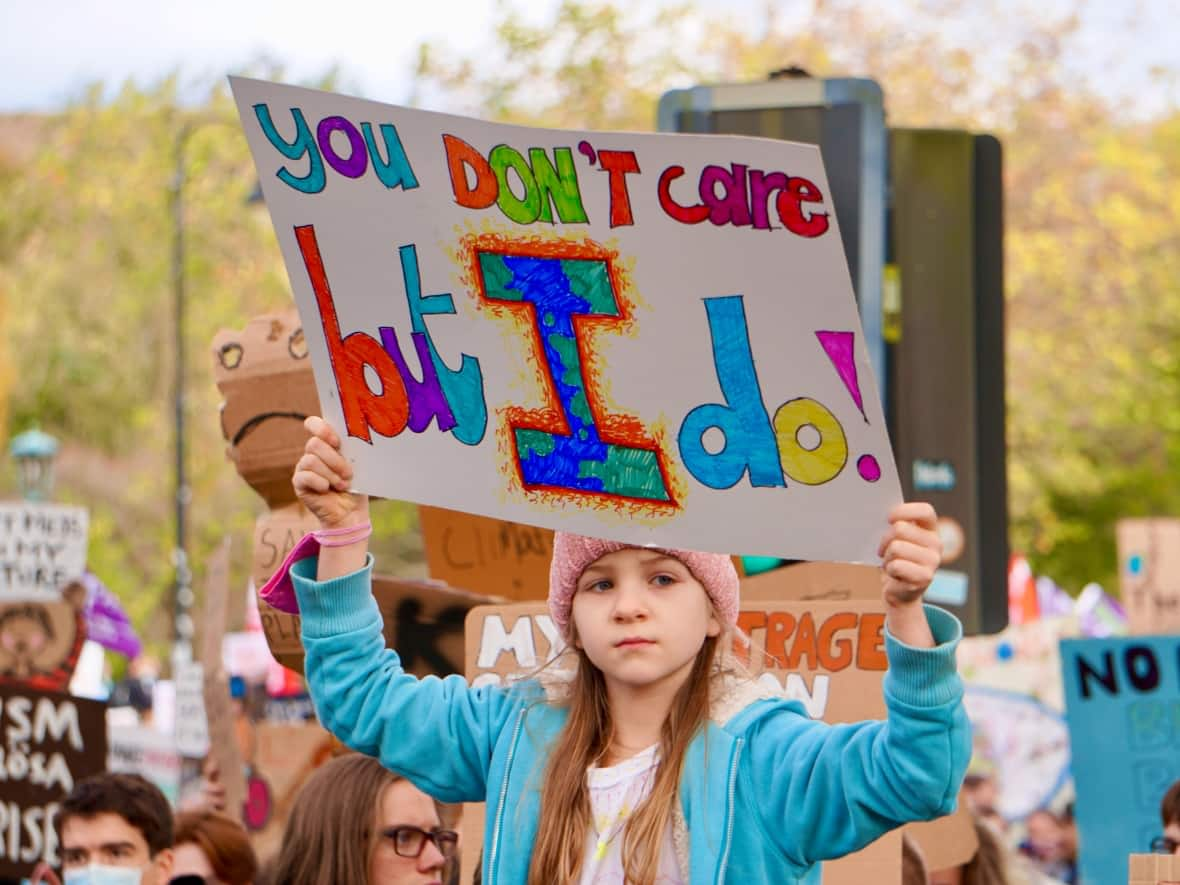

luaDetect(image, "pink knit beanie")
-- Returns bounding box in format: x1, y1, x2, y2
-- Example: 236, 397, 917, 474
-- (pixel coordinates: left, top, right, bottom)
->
548, 532, 740, 639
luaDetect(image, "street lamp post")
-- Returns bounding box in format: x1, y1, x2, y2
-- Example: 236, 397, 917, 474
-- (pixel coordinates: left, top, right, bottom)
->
168, 118, 260, 670
171, 123, 197, 668
9, 428, 60, 502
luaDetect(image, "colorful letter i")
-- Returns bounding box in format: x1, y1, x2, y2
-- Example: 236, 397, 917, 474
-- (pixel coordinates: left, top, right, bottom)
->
477, 250, 673, 503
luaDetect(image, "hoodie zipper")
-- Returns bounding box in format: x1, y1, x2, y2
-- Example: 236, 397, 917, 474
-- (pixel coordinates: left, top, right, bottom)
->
715, 737, 743, 884
488, 707, 526, 885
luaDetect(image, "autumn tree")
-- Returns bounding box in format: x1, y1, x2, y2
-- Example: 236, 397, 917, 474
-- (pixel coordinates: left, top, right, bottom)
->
0, 74, 420, 654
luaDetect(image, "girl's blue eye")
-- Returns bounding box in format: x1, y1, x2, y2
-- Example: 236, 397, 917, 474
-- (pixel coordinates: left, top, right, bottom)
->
652, 574, 676, 587
585, 579, 612, 593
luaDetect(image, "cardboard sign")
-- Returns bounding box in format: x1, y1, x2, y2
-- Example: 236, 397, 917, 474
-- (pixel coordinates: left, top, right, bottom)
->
261, 572, 490, 678
0, 686, 107, 879
252, 504, 320, 672
1061, 635, 1180, 885
1117, 519, 1180, 635
741, 560, 881, 602
1129, 853, 1180, 885
460, 599, 902, 884
420, 505, 553, 601
0, 503, 88, 598
0, 592, 87, 692
212, 309, 322, 508
244, 721, 339, 861
231, 77, 903, 564
199, 538, 246, 820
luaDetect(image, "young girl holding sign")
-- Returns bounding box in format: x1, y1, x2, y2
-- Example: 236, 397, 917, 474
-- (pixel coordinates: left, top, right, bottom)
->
274, 416, 968, 885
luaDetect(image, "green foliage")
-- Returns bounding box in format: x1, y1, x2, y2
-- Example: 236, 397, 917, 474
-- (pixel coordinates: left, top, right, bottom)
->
0, 77, 302, 657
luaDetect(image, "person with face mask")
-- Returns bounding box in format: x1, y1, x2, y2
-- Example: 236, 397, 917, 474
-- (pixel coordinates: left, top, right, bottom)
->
54, 772, 176, 885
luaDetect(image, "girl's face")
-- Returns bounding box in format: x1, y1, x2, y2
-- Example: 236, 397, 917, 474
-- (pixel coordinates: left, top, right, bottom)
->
367, 779, 449, 885
571, 548, 720, 694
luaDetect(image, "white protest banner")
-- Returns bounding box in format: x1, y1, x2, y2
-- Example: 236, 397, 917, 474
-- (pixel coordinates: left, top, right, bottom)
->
0, 503, 89, 598
174, 660, 210, 758
107, 725, 184, 805
230, 78, 902, 563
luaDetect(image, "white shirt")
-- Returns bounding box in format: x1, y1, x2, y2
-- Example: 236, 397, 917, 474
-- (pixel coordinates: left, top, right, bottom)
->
578, 744, 684, 884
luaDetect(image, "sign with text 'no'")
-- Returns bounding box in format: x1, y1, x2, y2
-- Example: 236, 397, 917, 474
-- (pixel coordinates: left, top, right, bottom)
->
231, 78, 902, 562
1061, 635, 1180, 885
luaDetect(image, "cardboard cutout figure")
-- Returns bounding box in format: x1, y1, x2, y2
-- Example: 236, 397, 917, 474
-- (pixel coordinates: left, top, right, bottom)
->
212, 309, 321, 508
0, 581, 86, 691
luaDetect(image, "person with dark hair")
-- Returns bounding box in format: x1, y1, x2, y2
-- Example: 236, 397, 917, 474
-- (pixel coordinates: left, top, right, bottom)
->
1155, 778, 1180, 855
56, 772, 175, 884
171, 809, 258, 885
271, 753, 455, 885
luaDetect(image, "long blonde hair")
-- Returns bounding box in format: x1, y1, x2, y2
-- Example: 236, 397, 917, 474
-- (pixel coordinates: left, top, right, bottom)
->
527, 632, 720, 885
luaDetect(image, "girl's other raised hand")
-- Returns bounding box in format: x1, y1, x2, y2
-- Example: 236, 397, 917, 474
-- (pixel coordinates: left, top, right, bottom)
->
877, 502, 942, 608
293, 416, 369, 530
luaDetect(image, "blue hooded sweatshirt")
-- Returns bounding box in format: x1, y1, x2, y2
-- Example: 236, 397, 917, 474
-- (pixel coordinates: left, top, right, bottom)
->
291, 555, 970, 884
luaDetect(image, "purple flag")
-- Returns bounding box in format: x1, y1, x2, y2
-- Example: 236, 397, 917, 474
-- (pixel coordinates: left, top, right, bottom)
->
80, 571, 142, 658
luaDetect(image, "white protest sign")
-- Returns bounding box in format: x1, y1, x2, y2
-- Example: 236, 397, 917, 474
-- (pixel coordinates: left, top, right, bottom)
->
231, 77, 903, 562
173, 660, 210, 758
0, 503, 89, 598
107, 724, 184, 805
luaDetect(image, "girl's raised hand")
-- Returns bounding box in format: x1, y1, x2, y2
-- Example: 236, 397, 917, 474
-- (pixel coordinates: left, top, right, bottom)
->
293, 416, 369, 529
877, 502, 942, 607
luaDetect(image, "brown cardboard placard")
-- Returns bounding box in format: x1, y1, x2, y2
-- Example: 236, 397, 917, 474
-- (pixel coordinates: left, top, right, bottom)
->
259, 569, 491, 679
211, 309, 321, 509
421, 506, 746, 602
251, 502, 320, 591
420, 505, 553, 601
240, 720, 340, 861
1129, 852, 1180, 884
1116, 518, 1180, 635
200, 538, 246, 823
460, 597, 903, 885
741, 560, 882, 602
0, 593, 86, 692
0, 686, 107, 879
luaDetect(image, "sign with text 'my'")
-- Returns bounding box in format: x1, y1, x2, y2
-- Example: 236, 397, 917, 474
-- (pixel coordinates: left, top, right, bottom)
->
0, 503, 88, 598
460, 599, 900, 885
231, 77, 902, 563
1061, 635, 1180, 885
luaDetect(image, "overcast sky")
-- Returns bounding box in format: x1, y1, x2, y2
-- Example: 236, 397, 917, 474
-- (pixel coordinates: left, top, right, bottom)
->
1, 0, 1176, 114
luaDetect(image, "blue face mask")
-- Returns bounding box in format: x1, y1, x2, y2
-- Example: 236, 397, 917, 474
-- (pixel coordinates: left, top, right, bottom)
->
63, 864, 144, 885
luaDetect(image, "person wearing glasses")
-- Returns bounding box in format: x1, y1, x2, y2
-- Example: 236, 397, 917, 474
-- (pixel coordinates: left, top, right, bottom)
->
1153, 778, 1180, 855
270, 752, 457, 885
